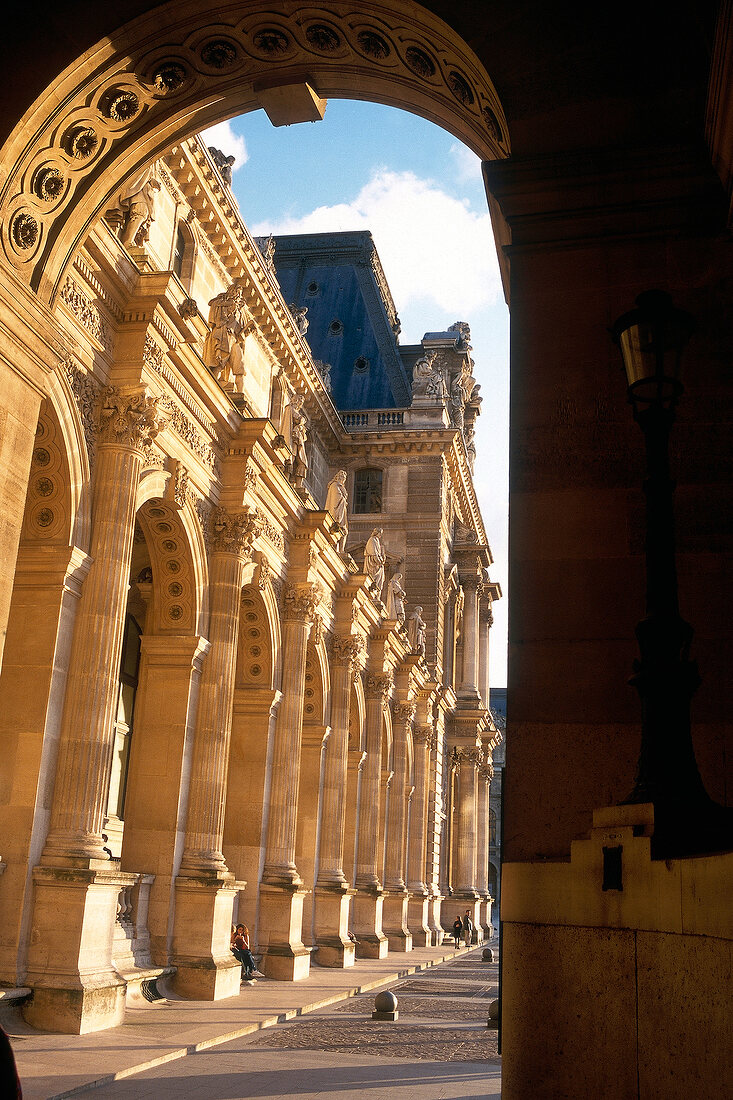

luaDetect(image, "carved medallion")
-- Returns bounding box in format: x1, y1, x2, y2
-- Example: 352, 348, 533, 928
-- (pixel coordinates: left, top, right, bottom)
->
153, 63, 187, 93
448, 71, 474, 105
201, 40, 238, 68
252, 29, 290, 54
405, 47, 435, 78
356, 30, 390, 59
105, 91, 140, 123
306, 24, 341, 51
33, 167, 65, 202
11, 213, 39, 250
64, 126, 98, 159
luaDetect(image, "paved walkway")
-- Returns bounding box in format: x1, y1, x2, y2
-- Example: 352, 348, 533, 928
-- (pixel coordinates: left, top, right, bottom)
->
5, 943, 500, 1099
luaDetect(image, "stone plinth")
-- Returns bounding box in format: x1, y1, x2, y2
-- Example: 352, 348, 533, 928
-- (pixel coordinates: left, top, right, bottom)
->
22, 865, 134, 1034
257, 883, 311, 981
407, 891, 432, 947
382, 889, 412, 952
170, 875, 242, 1000
314, 884, 356, 968
351, 887, 389, 958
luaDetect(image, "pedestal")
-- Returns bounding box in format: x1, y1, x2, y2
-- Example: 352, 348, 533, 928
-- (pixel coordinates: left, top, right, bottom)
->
427, 893, 445, 945
22, 866, 134, 1034
480, 894, 493, 941
382, 889, 412, 952
170, 875, 242, 999
258, 883, 311, 980
407, 891, 432, 947
314, 885, 356, 968
351, 887, 389, 958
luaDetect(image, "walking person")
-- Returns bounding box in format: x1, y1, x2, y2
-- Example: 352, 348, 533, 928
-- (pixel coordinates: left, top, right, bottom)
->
452, 914, 463, 948
463, 909, 474, 947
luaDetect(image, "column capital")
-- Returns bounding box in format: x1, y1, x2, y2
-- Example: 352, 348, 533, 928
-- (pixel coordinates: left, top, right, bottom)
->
392, 699, 416, 725
413, 723, 437, 751
210, 506, 260, 557
329, 631, 365, 670
455, 745, 483, 768
283, 581, 322, 624
479, 762, 494, 782
96, 385, 165, 451
460, 572, 481, 592
364, 671, 393, 702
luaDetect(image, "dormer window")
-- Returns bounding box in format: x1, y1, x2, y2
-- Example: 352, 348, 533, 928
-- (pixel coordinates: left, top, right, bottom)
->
328, 319, 344, 335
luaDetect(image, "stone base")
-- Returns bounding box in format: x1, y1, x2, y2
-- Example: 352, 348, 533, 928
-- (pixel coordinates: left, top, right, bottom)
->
351, 886, 388, 957
456, 894, 482, 943
427, 894, 445, 945
407, 892, 432, 947
258, 882, 311, 981
479, 894, 493, 941
314, 884, 356, 968
170, 873, 242, 1000
382, 890, 412, 952
23, 864, 134, 1034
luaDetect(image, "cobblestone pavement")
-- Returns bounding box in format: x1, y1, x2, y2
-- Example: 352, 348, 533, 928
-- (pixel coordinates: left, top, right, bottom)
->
88, 946, 500, 1099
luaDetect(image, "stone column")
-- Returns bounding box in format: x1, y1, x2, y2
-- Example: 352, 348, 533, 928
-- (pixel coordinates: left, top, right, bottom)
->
315, 632, 363, 967
458, 574, 480, 700
477, 758, 494, 941
24, 386, 164, 1034
171, 507, 259, 1000
407, 724, 434, 946
382, 699, 415, 952
352, 672, 391, 958
259, 581, 320, 980
479, 596, 493, 709
454, 746, 482, 939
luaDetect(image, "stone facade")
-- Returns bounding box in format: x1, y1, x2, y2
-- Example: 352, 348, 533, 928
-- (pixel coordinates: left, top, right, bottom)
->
0, 138, 500, 1033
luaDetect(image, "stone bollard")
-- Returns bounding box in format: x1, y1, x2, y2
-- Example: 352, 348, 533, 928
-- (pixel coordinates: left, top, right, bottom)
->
372, 990, 398, 1021
482, 947, 495, 961
487, 998, 500, 1027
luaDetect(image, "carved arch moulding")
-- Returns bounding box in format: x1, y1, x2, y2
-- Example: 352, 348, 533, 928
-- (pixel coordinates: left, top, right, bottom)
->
0, 1, 509, 301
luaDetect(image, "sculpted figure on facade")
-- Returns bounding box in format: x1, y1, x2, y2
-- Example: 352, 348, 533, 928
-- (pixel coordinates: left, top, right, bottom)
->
208, 146, 235, 185
325, 469, 348, 551
289, 395, 309, 486
364, 527, 386, 599
203, 280, 254, 393
411, 350, 445, 402
408, 605, 427, 658
112, 164, 162, 248
386, 571, 406, 624
290, 304, 309, 336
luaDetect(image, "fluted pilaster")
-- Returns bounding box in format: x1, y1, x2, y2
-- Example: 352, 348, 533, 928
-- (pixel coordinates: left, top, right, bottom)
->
407, 724, 434, 894
458, 574, 480, 697
179, 508, 260, 874
383, 700, 415, 890
262, 582, 320, 884
455, 746, 481, 894
44, 386, 164, 864
317, 632, 364, 885
355, 673, 392, 888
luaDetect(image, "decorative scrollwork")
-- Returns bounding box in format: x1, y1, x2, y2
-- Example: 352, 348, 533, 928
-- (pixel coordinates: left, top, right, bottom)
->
330, 632, 364, 668
405, 46, 436, 78
448, 70, 474, 106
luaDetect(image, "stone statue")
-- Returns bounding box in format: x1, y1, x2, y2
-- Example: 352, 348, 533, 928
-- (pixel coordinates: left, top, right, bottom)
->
114, 164, 162, 248
465, 423, 477, 472
364, 527, 386, 599
449, 321, 472, 353
325, 469, 348, 551
386, 572, 406, 624
290, 304, 309, 335
203, 280, 254, 393
411, 350, 445, 402
208, 146, 235, 185
408, 606, 427, 659
315, 360, 332, 393
290, 394, 309, 485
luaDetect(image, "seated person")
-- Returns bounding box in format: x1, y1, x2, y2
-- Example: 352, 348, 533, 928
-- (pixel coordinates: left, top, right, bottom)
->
230, 923, 260, 980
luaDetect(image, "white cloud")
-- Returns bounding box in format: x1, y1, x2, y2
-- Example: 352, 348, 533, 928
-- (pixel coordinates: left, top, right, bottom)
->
200, 121, 248, 172
251, 168, 501, 323
449, 141, 483, 184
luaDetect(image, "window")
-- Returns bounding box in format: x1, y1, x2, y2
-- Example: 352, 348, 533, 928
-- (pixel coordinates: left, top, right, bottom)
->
353, 355, 369, 373
353, 468, 383, 514
172, 225, 187, 279
328, 319, 344, 335
489, 808, 497, 846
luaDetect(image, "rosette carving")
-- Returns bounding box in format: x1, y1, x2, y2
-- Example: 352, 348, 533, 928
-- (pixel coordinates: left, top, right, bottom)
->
283, 581, 321, 624
96, 387, 165, 450
210, 506, 261, 557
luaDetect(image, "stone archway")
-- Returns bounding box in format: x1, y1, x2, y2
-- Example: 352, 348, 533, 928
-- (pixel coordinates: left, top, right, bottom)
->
0, 1, 508, 302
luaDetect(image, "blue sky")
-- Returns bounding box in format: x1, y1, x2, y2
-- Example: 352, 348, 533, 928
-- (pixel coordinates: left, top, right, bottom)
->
204, 101, 509, 687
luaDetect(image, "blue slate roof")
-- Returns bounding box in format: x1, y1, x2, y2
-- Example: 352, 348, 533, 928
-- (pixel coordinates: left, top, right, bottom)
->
271, 232, 411, 410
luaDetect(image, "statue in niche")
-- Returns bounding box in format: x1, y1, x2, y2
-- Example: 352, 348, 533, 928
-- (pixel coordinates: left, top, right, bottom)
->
408, 606, 427, 659
411, 350, 445, 402
325, 469, 348, 551
112, 164, 162, 248
289, 394, 309, 486
386, 572, 406, 624
290, 304, 309, 336
208, 146, 235, 185
203, 280, 254, 394
455, 585, 465, 638
364, 527, 386, 599
465, 423, 477, 472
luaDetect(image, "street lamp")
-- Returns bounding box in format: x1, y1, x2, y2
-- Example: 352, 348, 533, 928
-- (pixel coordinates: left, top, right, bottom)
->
612, 290, 733, 857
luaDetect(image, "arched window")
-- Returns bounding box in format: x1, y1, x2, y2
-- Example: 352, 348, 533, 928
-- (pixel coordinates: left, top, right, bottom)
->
171, 220, 196, 289
353, 468, 383, 514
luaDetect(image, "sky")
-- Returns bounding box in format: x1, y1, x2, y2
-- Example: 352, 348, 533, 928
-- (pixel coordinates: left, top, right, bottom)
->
203, 102, 509, 687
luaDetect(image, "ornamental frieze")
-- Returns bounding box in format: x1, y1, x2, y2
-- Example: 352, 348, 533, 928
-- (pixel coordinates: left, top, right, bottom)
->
62, 358, 100, 469
59, 276, 112, 350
